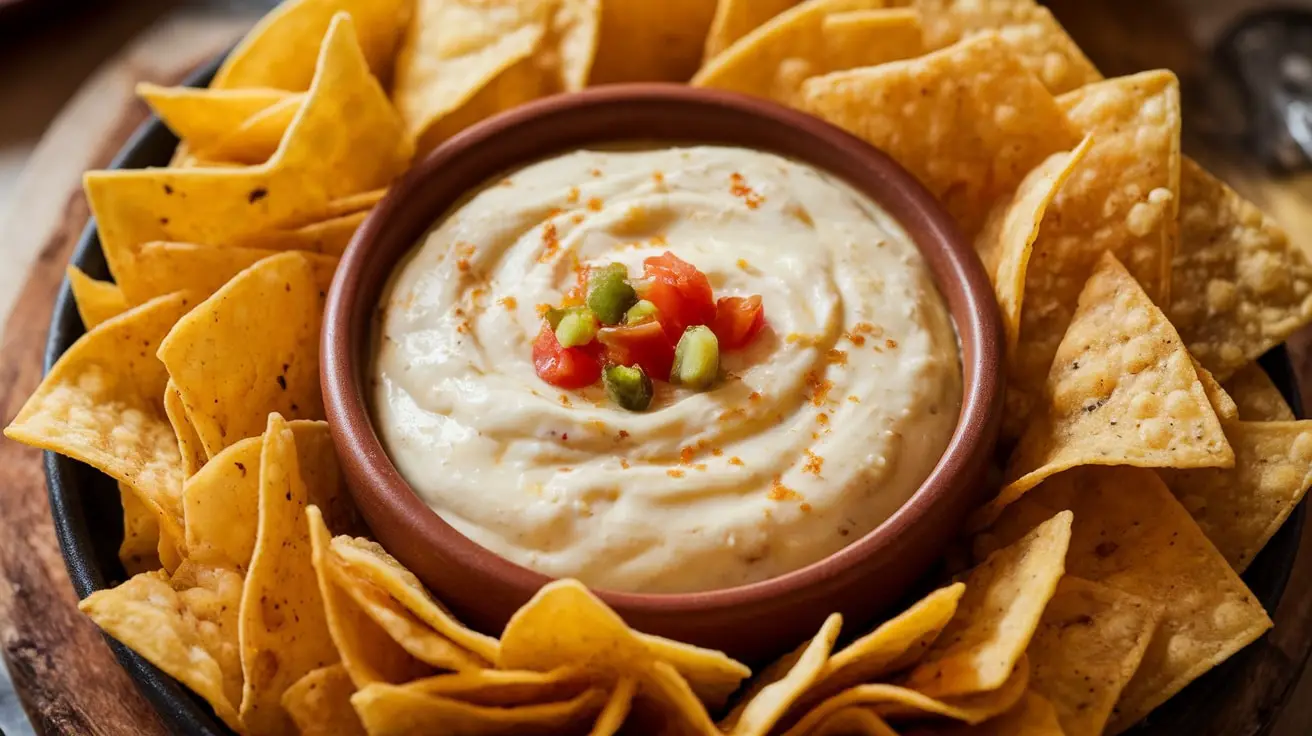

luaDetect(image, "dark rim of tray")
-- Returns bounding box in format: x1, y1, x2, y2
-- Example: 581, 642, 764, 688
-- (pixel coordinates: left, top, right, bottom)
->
41, 53, 1309, 736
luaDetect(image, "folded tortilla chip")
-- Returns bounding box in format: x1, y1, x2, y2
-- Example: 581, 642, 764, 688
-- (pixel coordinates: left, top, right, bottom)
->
981, 253, 1232, 528
972, 466, 1272, 733
692, 1, 923, 106
1224, 362, 1296, 421
1192, 357, 1239, 420
939, 690, 1066, 736
352, 683, 609, 736
703, 0, 801, 61
137, 84, 296, 153
164, 379, 207, 478
720, 614, 842, 736
196, 94, 303, 166
1168, 158, 1312, 381
800, 32, 1080, 238
67, 266, 128, 329
808, 707, 896, 736
1027, 577, 1159, 736
905, 512, 1070, 698
592, 676, 637, 736
231, 209, 369, 258
282, 664, 366, 736
132, 241, 338, 304
402, 666, 590, 705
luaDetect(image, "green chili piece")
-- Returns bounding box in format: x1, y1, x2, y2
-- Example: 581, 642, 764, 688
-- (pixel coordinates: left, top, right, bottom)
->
554, 309, 599, 347
587, 263, 638, 325
671, 326, 720, 390
604, 364, 654, 411
625, 299, 659, 325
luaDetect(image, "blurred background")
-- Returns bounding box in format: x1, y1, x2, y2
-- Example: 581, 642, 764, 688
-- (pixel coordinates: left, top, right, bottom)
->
1, 0, 1310, 734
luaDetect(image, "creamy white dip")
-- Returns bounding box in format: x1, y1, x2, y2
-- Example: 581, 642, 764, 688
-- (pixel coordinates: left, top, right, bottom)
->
371, 145, 962, 594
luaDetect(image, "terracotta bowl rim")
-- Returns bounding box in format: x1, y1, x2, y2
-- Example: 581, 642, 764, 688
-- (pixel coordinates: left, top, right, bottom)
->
321, 83, 1004, 613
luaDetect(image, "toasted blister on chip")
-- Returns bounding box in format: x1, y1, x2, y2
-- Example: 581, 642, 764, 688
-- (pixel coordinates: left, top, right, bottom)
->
195, 94, 303, 166
282, 664, 366, 736
80, 567, 245, 731
904, 512, 1070, 698
1167, 158, 1312, 381
980, 253, 1233, 529
800, 32, 1080, 238
692, 1, 923, 106
939, 690, 1066, 736
159, 252, 325, 458
212, 0, 412, 90
6, 292, 192, 539
132, 241, 338, 304
1192, 357, 1238, 421
1224, 362, 1296, 421
976, 136, 1094, 350
164, 379, 207, 478
971, 466, 1272, 733
118, 481, 162, 575
703, 0, 801, 61
136, 84, 296, 153
719, 613, 842, 736
88, 14, 412, 299
351, 682, 609, 736
67, 266, 128, 329
1026, 577, 1160, 736
1009, 70, 1183, 436
590, 0, 714, 84
237, 414, 339, 735
1161, 420, 1312, 572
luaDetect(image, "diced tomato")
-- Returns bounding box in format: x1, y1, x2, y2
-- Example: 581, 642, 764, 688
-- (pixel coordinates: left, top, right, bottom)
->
711, 295, 766, 350
597, 321, 676, 381
532, 324, 602, 389
643, 251, 715, 340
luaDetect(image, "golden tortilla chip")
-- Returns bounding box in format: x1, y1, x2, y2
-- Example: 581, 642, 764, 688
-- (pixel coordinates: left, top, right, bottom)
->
137, 84, 295, 153
67, 266, 128, 329
80, 568, 245, 731
331, 537, 500, 662
232, 209, 369, 258
905, 512, 1070, 698
1027, 577, 1159, 736
88, 15, 412, 297
720, 614, 842, 736
308, 506, 434, 687
808, 707, 896, 736
590, 0, 715, 83
158, 252, 324, 458
982, 253, 1233, 528
1224, 362, 1296, 421
196, 94, 303, 166
282, 664, 366, 736
164, 379, 206, 478
1161, 420, 1312, 572
352, 683, 609, 736
6, 292, 192, 534
633, 632, 751, 712
592, 676, 637, 736
1192, 357, 1238, 420
940, 690, 1065, 736
692, 1, 923, 106
1168, 159, 1312, 380
628, 660, 723, 735
1009, 71, 1183, 433
212, 0, 412, 90
303, 187, 387, 222
976, 136, 1094, 350
800, 32, 1080, 237
972, 466, 1272, 733
405, 666, 590, 705
237, 414, 339, 734
118, 481, 162, 575
132, 241, 338, 304
703, 0, 800, 61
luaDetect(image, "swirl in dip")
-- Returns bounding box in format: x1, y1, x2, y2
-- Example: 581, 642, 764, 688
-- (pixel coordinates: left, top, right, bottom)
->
371, 145, 962, 594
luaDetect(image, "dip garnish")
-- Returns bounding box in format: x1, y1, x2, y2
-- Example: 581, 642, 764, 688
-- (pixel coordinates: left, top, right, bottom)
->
531, 252, 766, 409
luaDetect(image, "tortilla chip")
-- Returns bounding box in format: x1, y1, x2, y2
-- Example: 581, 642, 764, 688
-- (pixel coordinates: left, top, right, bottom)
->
808, 707, 897, 736
309, 506, 434, 687
212, 0, 412, 90
237, 414, 339, 735
971, 466, 1272, 733
783, 658, 1030, 734
405, 667, 590, 705
1192, 357, 1238, 421
633, 632, 751, 712
590, 0, 716, 83
905, 512, 1070, 698
629, 660, 722, 735
911, 0, 1101, 94
88, 15, 412, 297
231, 210, 369, 258
1027, 577, 1159, 736
1009, 71, 1183, 432
158, 252, 324, 458
351, 683, 609, 736
118, 481, 162, 575
692, 1, 924, 106
164, 379, 206, 478
1168, 158, 1312, 380
282, 664, 366, 736
976, 136, 1094, 350
591, 676, 637, 736
137, 84, 295, 153
67, 266, 128, 329
720, 613, 842, 736
196, 94, 303, 166
982, 253, 1233, 527
330, 537, 500, 662
1161, 420, 1312, 572
6, 292, 192, 533
800, 32, 1080, 238
80, 568, 245, 731
1224, 362, 1296, 421
703, 0, 801, 61
940, 690, 1065, 736
132, 241, 338, 304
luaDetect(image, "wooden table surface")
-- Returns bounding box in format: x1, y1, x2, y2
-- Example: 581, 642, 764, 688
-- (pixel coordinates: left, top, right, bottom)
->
2, 2, 1312, 735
